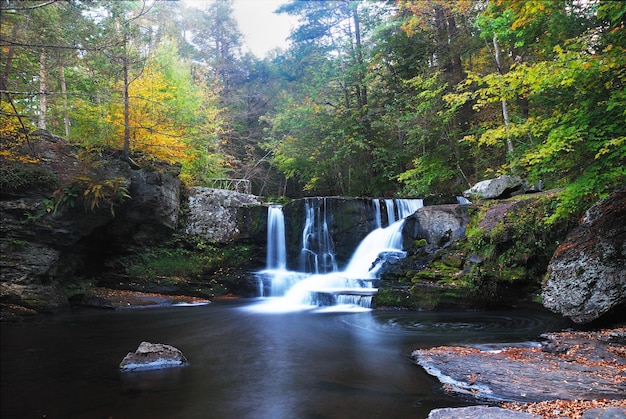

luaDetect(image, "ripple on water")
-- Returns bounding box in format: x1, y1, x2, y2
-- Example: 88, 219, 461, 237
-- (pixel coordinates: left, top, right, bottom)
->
344, 309, 573, 343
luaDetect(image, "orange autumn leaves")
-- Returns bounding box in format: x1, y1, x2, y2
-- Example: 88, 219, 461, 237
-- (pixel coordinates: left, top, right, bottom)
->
106, 45, 207, 166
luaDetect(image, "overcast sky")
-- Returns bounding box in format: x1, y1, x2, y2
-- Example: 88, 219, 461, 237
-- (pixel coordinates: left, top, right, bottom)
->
183, 0, 297, 57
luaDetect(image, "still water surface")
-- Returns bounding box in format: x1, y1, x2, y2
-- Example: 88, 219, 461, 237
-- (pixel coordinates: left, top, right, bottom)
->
1, 300, 573, 419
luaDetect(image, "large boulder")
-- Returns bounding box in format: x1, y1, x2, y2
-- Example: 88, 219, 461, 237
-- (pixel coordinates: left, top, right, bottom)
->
401, 204, 471, 247
542, 188, 626, 323
464, 175, 526, 199
184, 187, 262, 244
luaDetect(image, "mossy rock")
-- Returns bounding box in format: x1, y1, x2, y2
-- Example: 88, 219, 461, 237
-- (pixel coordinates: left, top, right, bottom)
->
374, 285, 472, 310
441, 253, 464, 269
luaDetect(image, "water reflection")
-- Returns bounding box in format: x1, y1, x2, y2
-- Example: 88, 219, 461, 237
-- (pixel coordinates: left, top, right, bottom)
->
1, 301, 574, 419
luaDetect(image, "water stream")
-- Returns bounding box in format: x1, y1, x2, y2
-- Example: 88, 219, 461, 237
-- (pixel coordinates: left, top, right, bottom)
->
0, 302, 572, 419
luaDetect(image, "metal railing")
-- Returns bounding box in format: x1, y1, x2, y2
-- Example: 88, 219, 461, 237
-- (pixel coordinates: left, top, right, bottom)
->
209, 178, 251, 194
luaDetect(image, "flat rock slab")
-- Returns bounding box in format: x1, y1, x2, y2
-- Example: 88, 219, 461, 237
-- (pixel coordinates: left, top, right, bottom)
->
120, 342, 188, 372
413, 328, 626, 403
81, 288, 210, 309
428, 406, 539, 418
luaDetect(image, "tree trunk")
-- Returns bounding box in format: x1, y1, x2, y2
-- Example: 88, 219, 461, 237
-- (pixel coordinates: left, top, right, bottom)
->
123, 49, 131, 160
493, 35, 514, 155
352, 5, 367, 109
59, 62, 70, 138
1, 23, 19, 100
38, 51, 47, 130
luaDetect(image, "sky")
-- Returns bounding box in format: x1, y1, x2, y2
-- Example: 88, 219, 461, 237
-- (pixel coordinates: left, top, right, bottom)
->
182, 0, 298, 57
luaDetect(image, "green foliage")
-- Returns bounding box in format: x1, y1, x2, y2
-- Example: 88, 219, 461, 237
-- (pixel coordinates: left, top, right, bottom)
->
449, 2, 626, 222
121, 244, 255, 278
53, 176, 130, 216
468, 195, 569, 281
3, 0, 624, 202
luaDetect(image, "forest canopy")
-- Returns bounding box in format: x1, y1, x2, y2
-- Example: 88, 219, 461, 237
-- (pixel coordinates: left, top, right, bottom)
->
1, 0, 624, 222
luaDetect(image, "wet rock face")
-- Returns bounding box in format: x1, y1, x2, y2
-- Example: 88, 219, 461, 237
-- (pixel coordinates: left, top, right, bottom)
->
542, 188, 626, 323
119, 342, 188, 371
282, 197, 377, 271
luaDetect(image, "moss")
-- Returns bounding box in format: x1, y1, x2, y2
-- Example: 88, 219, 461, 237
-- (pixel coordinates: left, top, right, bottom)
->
414, 239, 428, 248
63, 279, 96, 298
117, 243, 257, 279
375, 285, 471, 310
0, 163, 58, 193
441, 253, 464, 269
411, 270, 436, 282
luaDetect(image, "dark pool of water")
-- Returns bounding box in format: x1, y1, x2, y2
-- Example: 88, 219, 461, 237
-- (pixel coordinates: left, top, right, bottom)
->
1, 299, 574, 419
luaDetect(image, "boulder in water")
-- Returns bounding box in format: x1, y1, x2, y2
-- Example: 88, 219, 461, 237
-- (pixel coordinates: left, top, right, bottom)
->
119, 342, 188, 372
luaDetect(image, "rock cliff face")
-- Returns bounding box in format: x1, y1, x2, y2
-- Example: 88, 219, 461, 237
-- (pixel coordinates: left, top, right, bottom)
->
1, 134, 266, 318
542, 188, 626, 323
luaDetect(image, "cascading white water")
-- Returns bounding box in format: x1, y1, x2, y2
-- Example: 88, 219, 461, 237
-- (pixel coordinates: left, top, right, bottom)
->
266, 206, 286, 270
299, 198, 338, 274
373, 199, 382, 229
256, 206, 307, 297
252, 198, 424, 313
385, 199, 396, 224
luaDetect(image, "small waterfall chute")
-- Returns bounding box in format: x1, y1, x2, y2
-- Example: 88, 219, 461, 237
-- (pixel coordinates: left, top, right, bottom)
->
266, 206, 286, 271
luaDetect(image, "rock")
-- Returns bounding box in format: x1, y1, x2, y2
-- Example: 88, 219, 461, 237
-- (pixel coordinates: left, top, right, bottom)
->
582, 408, 626, 419
0, 134, 186, 317
119, 342, 188, 372
185, 187, 261, 244
413, 328, 626, 404
463, 175, 524, 199
116, 168, 182, 244
542, 188, 626, 323
401, 204, 471, 246
428, 406, 539, 419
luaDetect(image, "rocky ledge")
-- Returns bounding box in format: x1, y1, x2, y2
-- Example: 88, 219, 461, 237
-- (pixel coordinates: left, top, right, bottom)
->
414, 328, 626, 417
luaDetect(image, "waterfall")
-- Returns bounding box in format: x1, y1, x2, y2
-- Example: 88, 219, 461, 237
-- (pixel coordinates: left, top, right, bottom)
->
299, 198, 338, 274
373, 199, 382, 229
266, 206, 286, 270
252, 198, 424, 313
384, 199, 396, 224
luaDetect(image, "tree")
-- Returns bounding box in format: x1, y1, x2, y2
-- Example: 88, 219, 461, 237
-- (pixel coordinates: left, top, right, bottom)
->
449, 0, 625, 221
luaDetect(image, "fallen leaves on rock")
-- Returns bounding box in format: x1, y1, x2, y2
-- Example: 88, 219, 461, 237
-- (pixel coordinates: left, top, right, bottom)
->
89, 287, 210, 307
503, 398, 626, 419
414, 327, 626, 413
